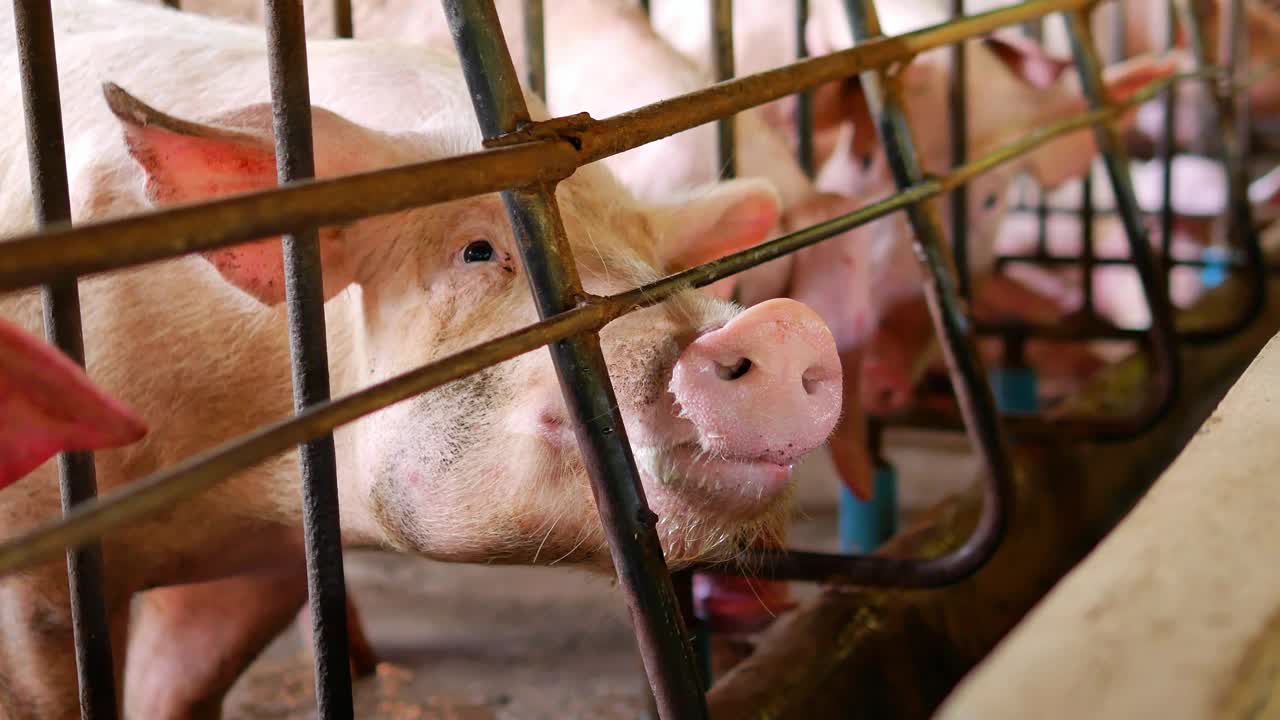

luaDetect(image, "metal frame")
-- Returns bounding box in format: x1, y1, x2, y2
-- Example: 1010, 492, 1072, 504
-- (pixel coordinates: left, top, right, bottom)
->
0, 0, 1269, 717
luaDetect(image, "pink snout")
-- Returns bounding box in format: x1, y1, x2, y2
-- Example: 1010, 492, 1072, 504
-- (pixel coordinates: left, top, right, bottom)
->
670, 299, 842, 465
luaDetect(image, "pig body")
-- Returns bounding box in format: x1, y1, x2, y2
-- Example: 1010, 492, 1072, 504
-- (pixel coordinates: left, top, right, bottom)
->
0, 2, 843, 717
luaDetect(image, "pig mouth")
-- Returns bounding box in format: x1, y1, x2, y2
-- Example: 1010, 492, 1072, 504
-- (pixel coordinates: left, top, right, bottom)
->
633, 443, 793, 519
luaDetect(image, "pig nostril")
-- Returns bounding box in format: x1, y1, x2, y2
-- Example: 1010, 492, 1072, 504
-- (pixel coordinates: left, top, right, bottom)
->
716, 357, 753, 381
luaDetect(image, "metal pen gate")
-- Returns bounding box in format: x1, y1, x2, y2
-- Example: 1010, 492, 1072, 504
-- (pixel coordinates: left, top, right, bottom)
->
0, 0, 1270, 718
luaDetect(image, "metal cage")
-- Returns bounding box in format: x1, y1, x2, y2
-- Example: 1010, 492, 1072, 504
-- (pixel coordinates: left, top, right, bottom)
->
0, 0, 1270, 718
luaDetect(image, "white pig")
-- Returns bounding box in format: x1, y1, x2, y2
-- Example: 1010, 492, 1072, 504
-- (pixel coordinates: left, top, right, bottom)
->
169, 0, 878, 630
0, 1, 844, 717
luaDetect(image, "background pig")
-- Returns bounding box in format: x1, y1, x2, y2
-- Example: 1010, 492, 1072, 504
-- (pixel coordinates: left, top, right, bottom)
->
865, 156, 1280, 413
0, 317, 146, 486
0, 1, 842, 716
646, 0, 1180, 451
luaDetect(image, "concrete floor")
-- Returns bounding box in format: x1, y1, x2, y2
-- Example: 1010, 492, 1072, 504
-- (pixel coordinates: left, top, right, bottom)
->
225, 429, 979, 719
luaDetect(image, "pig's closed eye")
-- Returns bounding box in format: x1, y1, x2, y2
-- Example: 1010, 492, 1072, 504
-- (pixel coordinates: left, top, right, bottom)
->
462, 239, 495, 263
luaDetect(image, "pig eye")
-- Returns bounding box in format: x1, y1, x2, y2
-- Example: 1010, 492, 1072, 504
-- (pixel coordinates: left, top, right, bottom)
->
860, 154, 873, 171
462, 239, 495, 263
983, 193, 998, 210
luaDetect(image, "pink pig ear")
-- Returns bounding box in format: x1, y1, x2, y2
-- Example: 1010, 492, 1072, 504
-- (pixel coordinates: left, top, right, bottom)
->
654, 178, 781, 274
981, 32, 1075, 90
103, 83, 357, 305
1024, 54, 1179, 190
0, 318, 147, 489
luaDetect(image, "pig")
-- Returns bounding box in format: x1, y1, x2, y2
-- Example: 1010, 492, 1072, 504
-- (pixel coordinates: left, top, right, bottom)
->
865, 156, 1280, 413
0, 1, 843, 717
169, 0, 876, 633
0, 316, 147, 486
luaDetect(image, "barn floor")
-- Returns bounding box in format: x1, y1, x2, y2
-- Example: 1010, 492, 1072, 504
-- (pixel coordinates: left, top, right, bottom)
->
224, 430, 980, 720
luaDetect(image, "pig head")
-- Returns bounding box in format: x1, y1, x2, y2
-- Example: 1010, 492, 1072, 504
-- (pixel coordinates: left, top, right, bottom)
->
76, 74, 842, 570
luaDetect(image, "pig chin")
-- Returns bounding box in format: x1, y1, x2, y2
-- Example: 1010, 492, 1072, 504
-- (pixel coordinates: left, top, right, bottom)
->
632, 446, 793, 569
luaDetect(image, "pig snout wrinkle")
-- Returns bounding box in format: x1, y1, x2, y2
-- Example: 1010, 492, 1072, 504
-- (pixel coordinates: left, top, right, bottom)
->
670, 299, 841, 465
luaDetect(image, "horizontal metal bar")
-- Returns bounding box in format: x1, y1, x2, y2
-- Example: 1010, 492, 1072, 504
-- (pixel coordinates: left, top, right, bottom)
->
0, 0, 1104, 290
2, 52, 1247, 295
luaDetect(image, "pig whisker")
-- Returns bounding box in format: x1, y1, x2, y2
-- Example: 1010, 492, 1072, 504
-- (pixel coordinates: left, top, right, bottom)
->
549, 529, 592, 566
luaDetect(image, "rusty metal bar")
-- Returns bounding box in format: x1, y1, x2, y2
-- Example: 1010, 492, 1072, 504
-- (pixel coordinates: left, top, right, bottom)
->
796, 0, 815, 177
262, 2, 354, 717
441, 1, 706, 717
524, 0, 545, 99
333, 0, 352, 38
12, 1, 118, 717
710, 0, 735, 179
948, 0, 970, 299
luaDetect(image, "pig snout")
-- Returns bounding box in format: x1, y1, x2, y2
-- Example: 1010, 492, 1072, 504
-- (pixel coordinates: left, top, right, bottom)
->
670, 299, 841, 466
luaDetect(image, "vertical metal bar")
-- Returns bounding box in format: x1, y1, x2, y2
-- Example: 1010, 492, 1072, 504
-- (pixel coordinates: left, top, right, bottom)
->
524, 0, 545, 100
948, 0, 969, 299
333, 0, 353, 38
1061, 8, 1181, 374
841, 0, 1014, 567
1159, 0, 1176, 269
262, 3, 354, 719
1175, 0, 1265, 339
1222, 0, 1250, 237
441, 3, 707, 718
13, 3, 119, 718
1025, 17, 1051, 259
711, 0, 735, 179
1080, 172, 1096, 313
795, 0, 815, 178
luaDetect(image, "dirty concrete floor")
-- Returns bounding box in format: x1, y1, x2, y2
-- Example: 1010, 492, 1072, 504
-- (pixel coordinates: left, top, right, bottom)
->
225, 430, 978, 720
